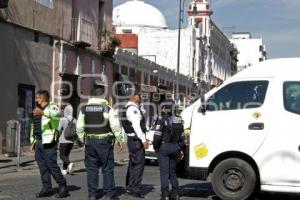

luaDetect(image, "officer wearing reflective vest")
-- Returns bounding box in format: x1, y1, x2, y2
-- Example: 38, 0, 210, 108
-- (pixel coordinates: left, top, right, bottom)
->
76, 85, 123, 200
121, 93, 150, 198
153, 100, 184, 200
30, 90, 69, 198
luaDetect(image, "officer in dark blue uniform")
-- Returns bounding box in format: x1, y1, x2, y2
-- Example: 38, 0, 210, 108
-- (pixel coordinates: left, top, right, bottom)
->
121, 93, 150, 198
153, 100, 184, 200
76, 86, 123, 200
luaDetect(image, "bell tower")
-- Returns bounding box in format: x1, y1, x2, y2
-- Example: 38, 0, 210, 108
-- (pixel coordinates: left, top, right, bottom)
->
188, 0, 213, 36
188, 0, 213, 93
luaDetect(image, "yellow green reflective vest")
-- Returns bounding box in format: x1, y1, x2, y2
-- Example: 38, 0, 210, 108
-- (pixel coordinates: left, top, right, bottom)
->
30, 102, 61, 144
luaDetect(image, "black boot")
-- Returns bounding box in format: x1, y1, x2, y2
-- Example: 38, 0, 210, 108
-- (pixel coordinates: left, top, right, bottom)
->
55, 184, 69, 198
170, 195, 180, 200
160, 190, 169, 200
35, 190, 53, 198
170, 190, 180, 200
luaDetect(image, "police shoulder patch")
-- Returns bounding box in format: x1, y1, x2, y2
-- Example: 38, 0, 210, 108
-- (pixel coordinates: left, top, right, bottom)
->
173, 116, 182, 123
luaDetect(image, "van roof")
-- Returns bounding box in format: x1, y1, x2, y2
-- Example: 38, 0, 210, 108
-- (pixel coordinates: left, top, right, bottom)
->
231, 58, 300, 81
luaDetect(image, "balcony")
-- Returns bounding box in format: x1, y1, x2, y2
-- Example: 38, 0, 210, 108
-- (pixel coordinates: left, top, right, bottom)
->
71, 18, 92, 48
0, 0, 9, 8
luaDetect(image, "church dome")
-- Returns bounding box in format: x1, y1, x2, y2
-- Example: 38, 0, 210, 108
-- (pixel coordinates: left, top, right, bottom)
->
113, 0, 168, 29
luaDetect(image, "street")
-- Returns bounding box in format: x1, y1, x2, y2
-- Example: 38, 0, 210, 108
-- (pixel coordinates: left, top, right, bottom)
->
1, 161, 300, 200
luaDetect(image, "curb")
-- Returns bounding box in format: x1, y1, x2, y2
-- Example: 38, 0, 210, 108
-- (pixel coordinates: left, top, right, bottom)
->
0, 168, 18, 175
0, 150, 128, 175
0, 158, 128, 175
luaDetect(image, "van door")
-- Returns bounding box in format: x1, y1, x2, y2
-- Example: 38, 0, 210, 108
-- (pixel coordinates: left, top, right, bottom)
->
189, 80, 269, 167
256, 81, 300, 187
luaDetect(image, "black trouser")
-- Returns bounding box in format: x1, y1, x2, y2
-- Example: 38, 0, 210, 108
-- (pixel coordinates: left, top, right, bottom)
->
35, 140, 66, 192
85, 137, 116, 198
59, 143, 74, 170
158, 143, 180, 197
126, 136, 145, 194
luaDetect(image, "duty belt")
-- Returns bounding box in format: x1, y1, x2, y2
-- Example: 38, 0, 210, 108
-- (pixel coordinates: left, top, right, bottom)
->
126, 133, 136, 137
86, 134, 110, 139
86, 134, 114, 143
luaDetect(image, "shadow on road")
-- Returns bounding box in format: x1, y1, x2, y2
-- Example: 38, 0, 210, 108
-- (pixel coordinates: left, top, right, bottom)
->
255, 192, 300, 200
140, 184, 155, 196
179, 182, 300, 200
52, 185, 81, 193
95, 185, 154, 198
145, 159, 158, 166
179, 182, 214, 198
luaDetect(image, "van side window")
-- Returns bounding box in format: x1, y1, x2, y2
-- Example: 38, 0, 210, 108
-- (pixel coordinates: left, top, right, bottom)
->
207, 81, 269, 111
284, 82, 300, 115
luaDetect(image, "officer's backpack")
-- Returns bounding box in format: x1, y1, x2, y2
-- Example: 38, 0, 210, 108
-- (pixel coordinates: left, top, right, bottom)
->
63, 119, 76, 140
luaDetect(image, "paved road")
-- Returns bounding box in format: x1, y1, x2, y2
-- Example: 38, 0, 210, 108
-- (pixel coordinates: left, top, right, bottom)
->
1, 161, 300, 200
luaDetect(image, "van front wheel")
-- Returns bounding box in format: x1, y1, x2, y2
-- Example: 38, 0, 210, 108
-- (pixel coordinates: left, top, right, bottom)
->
212, 158, 256, 200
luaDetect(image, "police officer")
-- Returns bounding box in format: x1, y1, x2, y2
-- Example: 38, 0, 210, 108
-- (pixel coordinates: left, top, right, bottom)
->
76, 85, 123, 200
121, 93, 150, 198
153, 100, 184, 200
30, 90, 69, 198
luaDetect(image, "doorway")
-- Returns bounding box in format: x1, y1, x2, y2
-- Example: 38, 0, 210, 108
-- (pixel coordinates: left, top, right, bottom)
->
17, 84, 35, 146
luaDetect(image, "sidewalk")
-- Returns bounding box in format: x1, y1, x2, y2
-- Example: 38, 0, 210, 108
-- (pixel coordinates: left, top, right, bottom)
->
0, 144, 129, 175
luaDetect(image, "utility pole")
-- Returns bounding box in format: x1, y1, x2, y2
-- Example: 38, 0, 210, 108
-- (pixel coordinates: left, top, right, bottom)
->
176, 0, 183, 105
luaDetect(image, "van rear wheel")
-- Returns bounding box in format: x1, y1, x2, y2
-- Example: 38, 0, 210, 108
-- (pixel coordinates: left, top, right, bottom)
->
212, 158, 256, 200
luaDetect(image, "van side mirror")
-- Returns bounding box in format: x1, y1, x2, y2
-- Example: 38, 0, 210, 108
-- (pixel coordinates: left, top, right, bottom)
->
198, 95, 206, 114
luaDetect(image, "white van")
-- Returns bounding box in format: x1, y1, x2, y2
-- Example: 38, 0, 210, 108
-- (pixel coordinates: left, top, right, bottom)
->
178, 58, 300, 200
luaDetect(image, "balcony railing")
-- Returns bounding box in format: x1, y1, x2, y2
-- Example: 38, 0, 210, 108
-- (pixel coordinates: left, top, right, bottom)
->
71, 18, 92, 47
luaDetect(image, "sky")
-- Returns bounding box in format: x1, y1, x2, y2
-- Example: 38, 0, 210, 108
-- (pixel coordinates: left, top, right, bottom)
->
113, 0, 300, 59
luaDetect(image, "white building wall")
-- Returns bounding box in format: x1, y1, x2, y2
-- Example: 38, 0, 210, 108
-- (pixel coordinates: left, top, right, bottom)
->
115, 26, 163, 35
208, 21, 232, 82
113, 0, 237, 96
230, 36, 266, 71
211, 52, 232, 80
138, 27, 194, 78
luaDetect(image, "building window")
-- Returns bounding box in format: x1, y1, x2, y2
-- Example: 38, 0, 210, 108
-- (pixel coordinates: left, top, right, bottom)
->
35, 0, 53, 9
122, 29, 132, 33
284, 82, 300, 115
207, 81, 269, 111
129, 68, 135, 77
115, 73, 135, 97
34, 31, 39, 43
121, 66, 128, 75
98, 1, 105, 38
49, 36, 54, 46
144, 72, 148, 84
